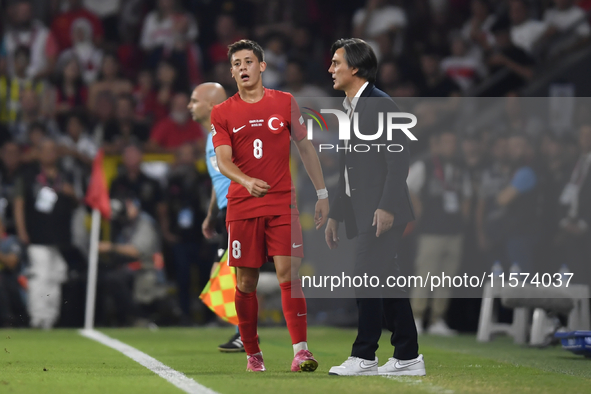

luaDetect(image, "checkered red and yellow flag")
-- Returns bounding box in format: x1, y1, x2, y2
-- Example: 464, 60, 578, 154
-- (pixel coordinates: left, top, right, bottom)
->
199, 250, 238, 325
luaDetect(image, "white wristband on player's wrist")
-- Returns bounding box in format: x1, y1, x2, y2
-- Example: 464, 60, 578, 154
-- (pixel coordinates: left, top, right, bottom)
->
316, 188, 328, 199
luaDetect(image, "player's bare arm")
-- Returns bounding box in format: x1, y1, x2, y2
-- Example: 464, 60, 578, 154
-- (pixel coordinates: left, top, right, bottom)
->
215, 144, 270, 197
294, 137, 329, 230
202, 187, 218, 239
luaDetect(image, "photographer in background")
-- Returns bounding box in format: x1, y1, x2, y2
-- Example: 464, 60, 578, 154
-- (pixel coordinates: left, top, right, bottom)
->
13, 138, 77, 329
98, 196, 165, 326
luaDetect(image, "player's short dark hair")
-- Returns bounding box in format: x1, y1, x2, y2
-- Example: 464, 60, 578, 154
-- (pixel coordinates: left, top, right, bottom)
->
331, 38, 377, 83
227, 39, 264, 63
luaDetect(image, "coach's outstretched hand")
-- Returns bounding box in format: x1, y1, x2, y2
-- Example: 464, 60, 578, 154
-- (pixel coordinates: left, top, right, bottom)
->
244, 177, 270, 197
315, 198, 329, 230
373, 208, 394, 237
325, 218, 340, 249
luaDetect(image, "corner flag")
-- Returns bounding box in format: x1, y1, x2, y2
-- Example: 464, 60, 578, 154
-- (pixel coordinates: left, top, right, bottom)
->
200, 250, 239, 325
85, 149, 111, 219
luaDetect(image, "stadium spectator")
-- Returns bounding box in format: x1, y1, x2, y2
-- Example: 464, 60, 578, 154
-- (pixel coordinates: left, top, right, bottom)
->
146, 92, 204, 153
545, 0, 591, 37
459, 133, 488, 278
207, 13, 244, 66
58, 111, 97, 197
408, 130, 470, 336
376, 56, 417, 97
9, 89, 58, 145
461, 134, 487, 208
287, 25, 325, 84
132, 69, 161, 126
0, 46, 46, 128
283, 59, 329, 139
14, 138, 77, 329
0, 141, 22, 236
140, 0, 198, 68
50, 0, 104, 51
556, 124, 591, 278
261, 33, 288, 89
0, 218, 27, 327
162, 144, 208, 324
153, 60, 183, 121
441, 34, 487, 91
88, 90, 116, 145
418, 51, 462, 97
461, 0, 496, 57
283, 58, 328, 98
476, 134, 510, 256
109, 144, 164, 222
87, 53, 133, 114
102, 94, 150, 155
98, 196, 165, 326
82, 0, 121, 43
352, 0, 407, 58
117, 0, 145, 45
52, 53, 88, 128
536, 132, 573, 266
1, 0, 59, 79
20, 122, 47, 163
493, 134, 539, 272
509, 0, 546, 54
482, 18, 535, 96
539, 0, 591, 56
57, 17, 103, 85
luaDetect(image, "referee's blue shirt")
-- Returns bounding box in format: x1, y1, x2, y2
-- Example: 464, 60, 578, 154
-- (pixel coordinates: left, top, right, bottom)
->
205, 133, 230, 210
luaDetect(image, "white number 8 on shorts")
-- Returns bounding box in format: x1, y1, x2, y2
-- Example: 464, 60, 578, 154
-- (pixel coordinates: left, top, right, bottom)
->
232, 240, 242, 259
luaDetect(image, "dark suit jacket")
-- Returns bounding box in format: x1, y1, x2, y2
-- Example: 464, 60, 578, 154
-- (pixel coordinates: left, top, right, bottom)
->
328, 83, 415, 239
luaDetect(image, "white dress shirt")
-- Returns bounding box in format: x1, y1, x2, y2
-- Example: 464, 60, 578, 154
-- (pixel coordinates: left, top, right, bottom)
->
342, 81, 369, 196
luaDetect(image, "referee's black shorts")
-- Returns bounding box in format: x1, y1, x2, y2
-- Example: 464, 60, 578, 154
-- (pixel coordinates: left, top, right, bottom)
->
215, 207, 228, 260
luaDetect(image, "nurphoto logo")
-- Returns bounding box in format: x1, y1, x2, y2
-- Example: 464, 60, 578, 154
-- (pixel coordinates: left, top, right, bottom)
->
302, 107, 418, 152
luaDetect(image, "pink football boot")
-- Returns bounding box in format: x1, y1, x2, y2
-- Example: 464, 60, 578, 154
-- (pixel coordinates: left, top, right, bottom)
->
291, 350, 318, 372
246, 353, 266, 372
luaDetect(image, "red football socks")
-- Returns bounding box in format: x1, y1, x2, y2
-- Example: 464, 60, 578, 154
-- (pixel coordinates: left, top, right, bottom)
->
280, 279, 308, 344
235, 287, 260, 355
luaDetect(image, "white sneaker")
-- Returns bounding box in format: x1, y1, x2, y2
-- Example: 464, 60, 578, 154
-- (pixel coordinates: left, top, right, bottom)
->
328, 357, 378, 376
378, 354, 426, 376
427, 320, 457, 336
415, 318, 423, 335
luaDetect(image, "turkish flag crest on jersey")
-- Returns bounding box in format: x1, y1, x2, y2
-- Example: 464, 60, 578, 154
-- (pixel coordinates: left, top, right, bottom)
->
267, 114, 287, 135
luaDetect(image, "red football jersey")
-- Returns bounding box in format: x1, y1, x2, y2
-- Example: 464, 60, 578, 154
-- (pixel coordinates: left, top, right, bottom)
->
211, 88, 307, 221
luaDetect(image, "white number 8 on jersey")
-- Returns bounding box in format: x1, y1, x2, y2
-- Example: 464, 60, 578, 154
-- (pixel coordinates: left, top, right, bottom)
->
232, 240, 241, 259
253, 139, 263, 159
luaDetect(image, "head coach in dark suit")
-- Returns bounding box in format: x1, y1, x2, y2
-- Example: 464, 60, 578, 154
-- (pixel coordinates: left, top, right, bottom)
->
325, 38, 425, 376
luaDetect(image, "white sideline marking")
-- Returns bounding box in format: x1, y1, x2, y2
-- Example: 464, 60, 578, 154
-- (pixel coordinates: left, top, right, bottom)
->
80, 329, 219, 394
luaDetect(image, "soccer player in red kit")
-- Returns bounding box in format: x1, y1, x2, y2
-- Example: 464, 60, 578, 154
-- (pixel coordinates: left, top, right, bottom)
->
212, 39, 329, 373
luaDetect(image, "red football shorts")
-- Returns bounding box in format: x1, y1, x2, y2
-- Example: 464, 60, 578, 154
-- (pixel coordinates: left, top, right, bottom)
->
226, 214, 304, 268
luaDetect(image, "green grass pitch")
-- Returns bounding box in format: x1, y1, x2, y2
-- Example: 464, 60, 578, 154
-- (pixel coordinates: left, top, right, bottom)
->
1, 327, 590, 394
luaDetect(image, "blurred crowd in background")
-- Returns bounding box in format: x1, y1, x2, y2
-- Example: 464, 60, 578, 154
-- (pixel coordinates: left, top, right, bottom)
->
0, 0, 590, 331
